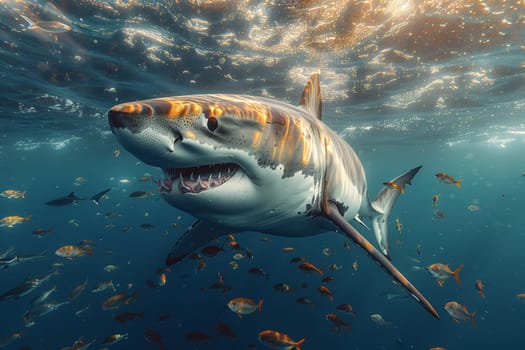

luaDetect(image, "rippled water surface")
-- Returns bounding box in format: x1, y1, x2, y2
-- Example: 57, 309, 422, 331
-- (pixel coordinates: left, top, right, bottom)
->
0, 1, 524, 349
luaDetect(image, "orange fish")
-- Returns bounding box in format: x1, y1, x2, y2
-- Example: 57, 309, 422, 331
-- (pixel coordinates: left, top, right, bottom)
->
429, 348, 447, 350
325, 313, 350, 334
55, 244, 93, 258
435, 173, 462, 188
382, 181, 405, 194
258, 330, 305, 350
298, 262, 323, 276
0, 190, 26, 199
427, 263, 463, 287
516, 293, 525, 302
0, 215, 31, 228
101, 291, 137, 310
318, 285, 334, 302
444, 301, 476, 327
227, 297, 263, 318
158, 272, 167, 286
474, 280, 485, 299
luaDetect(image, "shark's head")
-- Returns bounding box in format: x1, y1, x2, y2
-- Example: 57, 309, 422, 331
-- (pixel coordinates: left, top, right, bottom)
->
108, 89, 325, 226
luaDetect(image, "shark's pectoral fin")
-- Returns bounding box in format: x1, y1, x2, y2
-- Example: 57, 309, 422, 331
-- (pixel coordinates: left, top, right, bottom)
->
324, 201, 439, 320
166, 220, 231, 267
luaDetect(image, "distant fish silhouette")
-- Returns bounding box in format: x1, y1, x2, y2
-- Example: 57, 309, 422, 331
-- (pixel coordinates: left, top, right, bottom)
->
46, 188, 111, 206
91, 188, 111, 205
45, 192, 85, 206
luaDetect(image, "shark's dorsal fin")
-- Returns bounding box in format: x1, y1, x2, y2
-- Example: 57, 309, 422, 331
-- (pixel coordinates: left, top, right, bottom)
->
299, 73, 322, 120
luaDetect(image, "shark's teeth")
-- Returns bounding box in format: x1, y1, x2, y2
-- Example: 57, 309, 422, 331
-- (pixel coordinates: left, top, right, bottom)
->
161, 163, 239, 194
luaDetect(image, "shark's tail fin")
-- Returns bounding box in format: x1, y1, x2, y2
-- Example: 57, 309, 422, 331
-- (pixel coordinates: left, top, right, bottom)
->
370, 166, 422, 259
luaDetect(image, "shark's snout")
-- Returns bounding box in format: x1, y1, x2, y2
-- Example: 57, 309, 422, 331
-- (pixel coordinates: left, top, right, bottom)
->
108, 103, 153, 133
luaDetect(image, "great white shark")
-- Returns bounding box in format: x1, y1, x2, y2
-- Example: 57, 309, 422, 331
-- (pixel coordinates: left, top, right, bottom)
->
108, 73, 439, 319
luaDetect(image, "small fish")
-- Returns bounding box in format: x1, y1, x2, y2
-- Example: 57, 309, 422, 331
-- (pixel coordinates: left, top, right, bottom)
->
69, 279, 89, 300
153, 271, 165, 287
329, 263, 343, 271
352, 260, 359, 271
215, 322, 237, 338
321, 276, 335, 283
298, 262, 323, 276
30, 285, 57, 305
129, 191, 154, 198
475, 280, 485, 299
370, 313, 392, 327
322, 247, 333, 256
394, 218, 403, 235
46, 192, 85, 206
201, 245, 224, 257
114, 311, 144, 323
233, 253, 244, 260
383, 181, 405, 193
55, 244, 93, 258
113, 149, 120, 157
20, 14, 72, 33
91, 280, 117, 293
104, 264, 119, 272
435, 173, 462, 188
32, 227, 53, 236
101, 292, 137, 310
229, 241, 242, 250
343, 241, 351, 250
444, 301, 476, 327
318, 285, 334, 302
140, 223, 155, 230
61, 336, 96, 350
289, 257, 307, 264
185, 331, 212, 343
105, 212, 122, 219
0, 189, 26, 199
274, 283, 294, 293
432, 209, 445, 221
516, 293, 525, 302
432, 194, 440, 207
0, 215, 31, 228
296, 297, 315, 306
144, 328, 165, 349
282, 247, 295, 252
0, 332, 23, 347
427, 263, 463, 287
102, 333, 128, 345
227, 297, 263, 318
248, 267, 270, 279
325, 313, 351, 334
416, 244, 422, 256
74, 305, 90, 316
196, 259, 207, 273
90, 188, 111, 205
258, 330, 305, 350
336, 303, 357, 317
467, 204, 480, 212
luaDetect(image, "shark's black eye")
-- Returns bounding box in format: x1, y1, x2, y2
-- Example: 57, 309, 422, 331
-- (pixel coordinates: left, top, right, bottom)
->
207, 116, 218, 132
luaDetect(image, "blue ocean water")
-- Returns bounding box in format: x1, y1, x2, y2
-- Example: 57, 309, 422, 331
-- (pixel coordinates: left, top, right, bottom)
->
0, 1, 524, 349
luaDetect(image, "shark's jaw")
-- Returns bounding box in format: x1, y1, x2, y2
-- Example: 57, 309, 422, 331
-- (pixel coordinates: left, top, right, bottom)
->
159, 163, 240, 194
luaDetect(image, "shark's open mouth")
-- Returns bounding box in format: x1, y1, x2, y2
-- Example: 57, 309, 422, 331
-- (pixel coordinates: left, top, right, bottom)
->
159, 163, 240, 194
